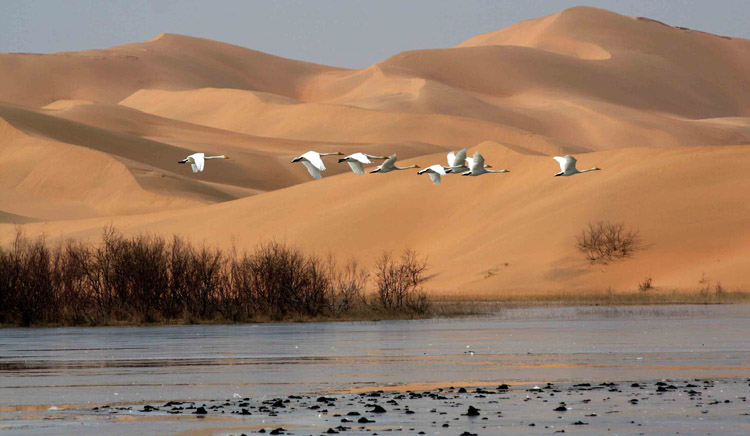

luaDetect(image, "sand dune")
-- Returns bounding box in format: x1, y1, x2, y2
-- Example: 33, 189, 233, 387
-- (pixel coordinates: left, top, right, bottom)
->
0, 119, 199, 220
0, 33, 339, 107
3, 143, 749, 293
1, 6, 749, 294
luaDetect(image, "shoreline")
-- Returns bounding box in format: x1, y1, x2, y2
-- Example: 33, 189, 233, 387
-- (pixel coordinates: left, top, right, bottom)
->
2, 293, 748, 328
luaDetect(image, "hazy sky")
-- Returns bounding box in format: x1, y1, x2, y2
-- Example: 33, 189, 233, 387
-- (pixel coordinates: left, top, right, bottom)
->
1, 0, 748, 68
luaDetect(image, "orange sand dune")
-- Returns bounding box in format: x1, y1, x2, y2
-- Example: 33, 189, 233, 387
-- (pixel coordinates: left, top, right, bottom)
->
1, 6, 749, 294
0, 33, 339, 107
0, 119, 199, 220
120, 87, 570, 155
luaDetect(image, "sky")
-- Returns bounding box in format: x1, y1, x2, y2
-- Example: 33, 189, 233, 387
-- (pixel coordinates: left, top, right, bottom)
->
1, 0, 748, 69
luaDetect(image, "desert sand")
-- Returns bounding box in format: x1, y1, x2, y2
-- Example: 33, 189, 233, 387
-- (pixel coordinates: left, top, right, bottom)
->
1, 6, 749, 295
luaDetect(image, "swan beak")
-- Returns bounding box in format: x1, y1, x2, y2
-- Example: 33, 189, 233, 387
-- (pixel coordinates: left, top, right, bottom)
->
224, 156, 230, 160
594, 167, 601, 171
338, 158, 346, 163
291, 157, 301, 163
178, 159, 187, 164
414, 165, 420, 169
486, 164, 493, 168
337, 152, 344, 155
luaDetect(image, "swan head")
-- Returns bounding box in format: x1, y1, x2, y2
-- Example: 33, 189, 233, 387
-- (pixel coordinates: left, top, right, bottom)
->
592, 167, 601, 171
291, 157, 302, 163
413, 165, 420, 169
338, 158, 347, 163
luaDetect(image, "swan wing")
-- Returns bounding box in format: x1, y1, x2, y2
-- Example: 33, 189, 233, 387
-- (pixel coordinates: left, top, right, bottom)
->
347, 160, 365, 175
447, 151, 456, 167
348, 152, 371, 164
470, 152, 485, 172
453, 148, 467, 168
429, 164, 447, 175
301, 160, 323, 179
553, 155, 576, 173
382, 154, 397, 169
428, 172, 441, 186
302, 151, 326, 171
189, 153, 205, 172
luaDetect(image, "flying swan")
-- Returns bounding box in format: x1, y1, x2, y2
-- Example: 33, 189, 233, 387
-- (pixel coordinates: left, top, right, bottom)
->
462, 152, 509, 176
370, 154, 419, 173
338, 152, 388, 175
292, 151, 343, 179
418, 164, 447, 186
553, 155, 600, 176
178, 153, 229, 173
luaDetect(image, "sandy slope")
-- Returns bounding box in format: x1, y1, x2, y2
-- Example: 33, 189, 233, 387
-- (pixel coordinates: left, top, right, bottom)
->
1, 6, 749, 294
4, 143, 749, 293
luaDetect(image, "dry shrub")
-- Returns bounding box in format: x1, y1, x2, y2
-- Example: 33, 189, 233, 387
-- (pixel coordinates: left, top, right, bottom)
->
0, 229, 433, 326
374, 249, 430, 314
638, 276, 653, 292
576, 221, 642, 265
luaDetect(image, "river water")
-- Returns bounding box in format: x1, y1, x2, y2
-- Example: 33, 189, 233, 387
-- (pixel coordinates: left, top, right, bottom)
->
1, 304, 749, 435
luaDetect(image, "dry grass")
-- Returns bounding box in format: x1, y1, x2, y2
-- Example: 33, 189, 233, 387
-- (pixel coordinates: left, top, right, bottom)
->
428, 288, 750, 318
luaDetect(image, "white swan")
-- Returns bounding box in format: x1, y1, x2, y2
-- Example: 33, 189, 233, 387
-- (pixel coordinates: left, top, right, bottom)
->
338, 152, 388, 175
445, 148, 468, 173
418, 164, 447, 186
370, 154, 419, 173
553, 155, 600, 176
178, 153, 229, 173
462, 152, 509, 176
292, 151, 343, 179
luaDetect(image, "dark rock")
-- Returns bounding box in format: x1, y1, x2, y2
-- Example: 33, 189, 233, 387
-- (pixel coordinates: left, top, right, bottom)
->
369, 405, 387, 413
464, 406, 480, 416
193, 406, 207, 415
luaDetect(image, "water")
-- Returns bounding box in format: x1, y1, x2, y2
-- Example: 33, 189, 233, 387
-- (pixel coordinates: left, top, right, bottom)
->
1, 304, 749, 435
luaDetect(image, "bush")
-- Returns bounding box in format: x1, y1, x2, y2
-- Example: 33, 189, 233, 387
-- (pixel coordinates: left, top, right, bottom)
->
374, 249, 430, 313
0, 229, 430, 326
576, 221, 641, 265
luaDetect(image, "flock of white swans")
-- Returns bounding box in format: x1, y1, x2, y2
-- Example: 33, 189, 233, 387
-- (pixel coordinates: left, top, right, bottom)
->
179, 148, 600, 185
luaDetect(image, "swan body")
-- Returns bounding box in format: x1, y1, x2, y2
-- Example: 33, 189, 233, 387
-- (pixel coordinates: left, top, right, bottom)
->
178, 153, 229, 173
553, 155, 600, 176
371, 154, 419, 173
418, 164, 447, 186
461, 152, 509, 176
338, 152, 388, 175
292, 150, 343, 179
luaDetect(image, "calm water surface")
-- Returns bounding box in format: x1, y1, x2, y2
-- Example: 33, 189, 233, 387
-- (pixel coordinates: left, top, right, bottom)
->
2, 304, 748, 409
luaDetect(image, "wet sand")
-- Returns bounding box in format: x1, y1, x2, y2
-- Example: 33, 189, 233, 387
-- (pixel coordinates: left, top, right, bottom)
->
1, 305, 749, 435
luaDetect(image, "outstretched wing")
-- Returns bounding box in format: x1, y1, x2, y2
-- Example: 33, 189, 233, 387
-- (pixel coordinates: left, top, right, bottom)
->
302, 151, 326, 171
428, 172, 441, 186
553, 155, 576, 173
189, 153, 205, 173
347, 153, 372, 164
447, 151, 456, 167
347, 160, 365, 175
301, 160, 323, 179
382, 154, 397, 169
446, 148, 466, 168
470, 152, 485, 172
